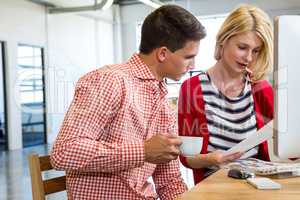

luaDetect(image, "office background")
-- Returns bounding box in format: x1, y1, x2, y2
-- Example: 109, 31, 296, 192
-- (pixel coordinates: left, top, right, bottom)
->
0, 0, 300, 199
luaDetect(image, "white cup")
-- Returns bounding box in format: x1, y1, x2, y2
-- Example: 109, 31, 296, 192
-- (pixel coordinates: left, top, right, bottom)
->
179, 136, 203, 156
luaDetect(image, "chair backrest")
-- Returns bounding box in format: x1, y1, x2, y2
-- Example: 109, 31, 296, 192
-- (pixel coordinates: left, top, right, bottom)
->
28, 154, 66, 200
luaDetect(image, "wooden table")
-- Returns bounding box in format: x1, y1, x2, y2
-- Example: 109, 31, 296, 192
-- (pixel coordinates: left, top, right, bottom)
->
178, 169, 300, 200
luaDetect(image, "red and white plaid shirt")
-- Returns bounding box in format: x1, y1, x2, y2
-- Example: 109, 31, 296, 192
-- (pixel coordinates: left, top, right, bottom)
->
50, 54, 187, 200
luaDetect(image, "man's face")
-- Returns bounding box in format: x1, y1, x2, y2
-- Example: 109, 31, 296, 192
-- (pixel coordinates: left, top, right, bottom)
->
162, 40, 200, 81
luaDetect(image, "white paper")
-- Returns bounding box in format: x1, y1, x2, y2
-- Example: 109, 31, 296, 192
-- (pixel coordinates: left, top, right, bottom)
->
224, 120, 273, 156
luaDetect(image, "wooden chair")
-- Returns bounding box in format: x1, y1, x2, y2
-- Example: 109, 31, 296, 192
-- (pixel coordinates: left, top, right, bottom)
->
28, 154, 66, 200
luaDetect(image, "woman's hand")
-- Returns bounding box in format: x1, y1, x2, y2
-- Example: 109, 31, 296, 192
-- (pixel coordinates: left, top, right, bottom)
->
207, 150, 243, 166
186, 150, 243, 169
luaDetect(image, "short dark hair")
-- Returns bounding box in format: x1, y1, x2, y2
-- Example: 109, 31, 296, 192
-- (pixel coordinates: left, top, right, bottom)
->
139, 4, 206, 54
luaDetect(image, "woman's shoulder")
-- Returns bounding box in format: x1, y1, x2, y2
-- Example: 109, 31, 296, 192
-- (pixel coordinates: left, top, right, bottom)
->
251, 80, 274, 107
182, 71, 207, 87
251, 79, 273, 94
180, 72, 206, 98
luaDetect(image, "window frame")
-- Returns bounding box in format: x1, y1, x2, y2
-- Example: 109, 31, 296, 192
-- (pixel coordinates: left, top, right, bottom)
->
0, 41, 8, 150
18, 43, 47, 146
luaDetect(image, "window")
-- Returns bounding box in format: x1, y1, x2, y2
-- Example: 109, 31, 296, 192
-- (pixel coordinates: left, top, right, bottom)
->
18, 44, 46, 147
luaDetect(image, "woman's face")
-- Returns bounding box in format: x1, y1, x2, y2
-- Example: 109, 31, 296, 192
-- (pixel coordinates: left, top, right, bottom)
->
220, 31, 263, 75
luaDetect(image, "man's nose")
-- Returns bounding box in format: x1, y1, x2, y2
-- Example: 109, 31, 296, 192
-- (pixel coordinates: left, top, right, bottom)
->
188, 59, 195, 70
188, 65, 195, 70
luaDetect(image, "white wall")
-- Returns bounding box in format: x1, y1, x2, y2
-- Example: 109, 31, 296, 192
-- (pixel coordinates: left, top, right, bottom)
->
0, 0, 115, 149
97, 19, 115, 66
0, 0, 46, 149
112, 5, 123, 64
46, 13, 98, 143
120, 0, 300, 61
46, 10, 115, 143
181, 0, 300, 17
120, 4, 153, 60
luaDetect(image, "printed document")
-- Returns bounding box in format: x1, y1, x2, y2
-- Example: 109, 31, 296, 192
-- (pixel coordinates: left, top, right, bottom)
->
224, 120, 273, 156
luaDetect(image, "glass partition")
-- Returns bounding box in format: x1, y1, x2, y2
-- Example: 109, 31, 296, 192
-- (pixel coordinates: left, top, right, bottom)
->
18, 44, 46, 147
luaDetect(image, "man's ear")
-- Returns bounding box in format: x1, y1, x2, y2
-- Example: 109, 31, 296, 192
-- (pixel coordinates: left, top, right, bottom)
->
156, 47, 169, 62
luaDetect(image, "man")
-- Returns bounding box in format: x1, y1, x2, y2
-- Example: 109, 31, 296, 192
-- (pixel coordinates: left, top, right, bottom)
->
50, 4, 206, 200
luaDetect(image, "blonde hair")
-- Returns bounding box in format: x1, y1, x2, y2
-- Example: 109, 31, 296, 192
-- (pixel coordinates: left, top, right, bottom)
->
214, 4, 273, 81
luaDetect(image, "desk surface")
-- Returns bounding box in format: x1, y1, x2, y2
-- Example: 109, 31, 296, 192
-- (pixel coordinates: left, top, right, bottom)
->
178, 169, 300, 200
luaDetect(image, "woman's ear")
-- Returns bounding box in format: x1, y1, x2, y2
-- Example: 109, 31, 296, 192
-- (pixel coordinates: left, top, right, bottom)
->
214, 44, 223, 60
156, 47, 169, 62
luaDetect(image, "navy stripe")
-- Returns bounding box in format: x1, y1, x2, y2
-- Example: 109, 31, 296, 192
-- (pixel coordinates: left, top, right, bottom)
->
209, 132, 244, 143
206, 109, 255, 124
209, 142, 258, 156
200, 72, 251, 102
208, 142, 230, 151
202, 90, 252, 104
200, 72, 258, 153
207, 119, 257, 134
204, 101, 253, 114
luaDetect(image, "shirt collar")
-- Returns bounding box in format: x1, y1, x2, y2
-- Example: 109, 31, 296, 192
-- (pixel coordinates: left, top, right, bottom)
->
128, 53, 168, 96
128, 53, 156, 80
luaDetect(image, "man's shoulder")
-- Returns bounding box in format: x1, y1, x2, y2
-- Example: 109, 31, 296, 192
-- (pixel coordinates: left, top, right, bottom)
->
78, 63, 131, 86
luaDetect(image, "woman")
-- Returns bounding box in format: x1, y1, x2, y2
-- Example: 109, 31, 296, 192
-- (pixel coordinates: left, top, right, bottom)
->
178, 4, 274, 184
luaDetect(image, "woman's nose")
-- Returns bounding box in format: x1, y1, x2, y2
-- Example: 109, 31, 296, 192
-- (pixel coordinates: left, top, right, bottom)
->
245, 51, 253, 63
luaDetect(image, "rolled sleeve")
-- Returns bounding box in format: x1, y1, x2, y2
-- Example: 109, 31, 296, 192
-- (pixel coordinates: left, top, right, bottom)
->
153, 159, 188, 200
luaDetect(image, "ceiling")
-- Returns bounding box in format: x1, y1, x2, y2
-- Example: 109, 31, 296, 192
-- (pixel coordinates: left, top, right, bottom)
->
26, 0, 170, 20
28, 0, 170, 7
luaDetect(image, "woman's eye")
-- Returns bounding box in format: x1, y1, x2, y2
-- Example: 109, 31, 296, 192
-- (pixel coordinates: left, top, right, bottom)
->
253, 49, 260, 54
238, 46, 246, 50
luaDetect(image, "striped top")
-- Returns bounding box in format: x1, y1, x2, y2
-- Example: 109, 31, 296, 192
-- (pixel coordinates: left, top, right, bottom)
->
199, 72, 258, 159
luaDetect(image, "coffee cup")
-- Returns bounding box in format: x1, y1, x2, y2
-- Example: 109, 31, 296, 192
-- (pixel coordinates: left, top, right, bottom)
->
179, 136, 203, 156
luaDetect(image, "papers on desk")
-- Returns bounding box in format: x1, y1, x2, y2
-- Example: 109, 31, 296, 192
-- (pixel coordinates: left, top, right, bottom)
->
224, 120, 273, 156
